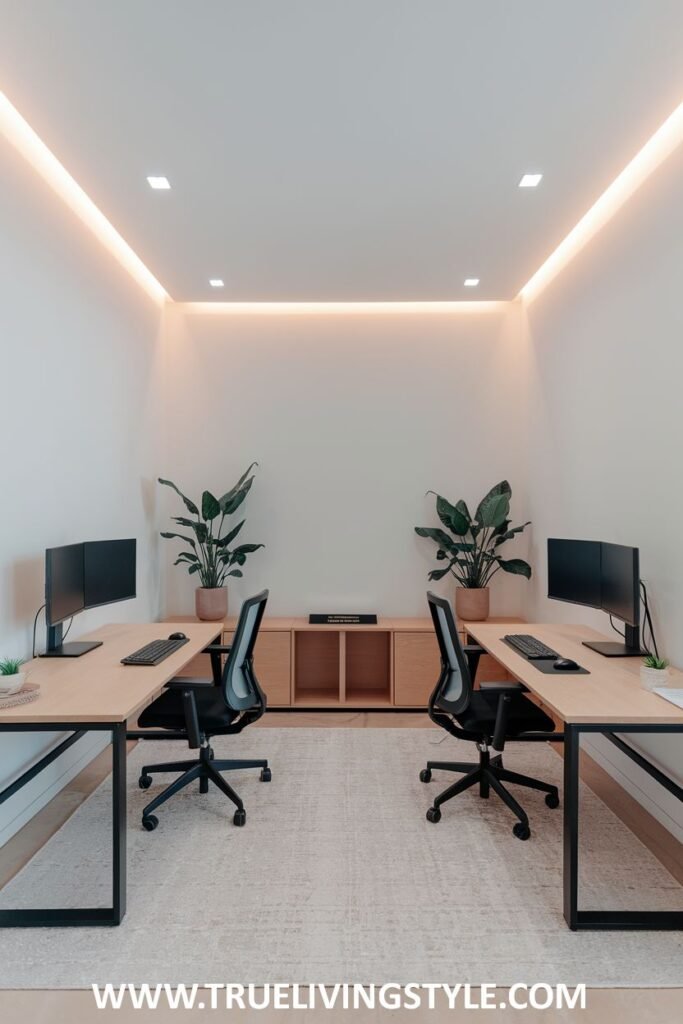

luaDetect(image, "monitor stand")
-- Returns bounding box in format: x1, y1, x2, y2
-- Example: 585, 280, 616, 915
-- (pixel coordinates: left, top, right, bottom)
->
39, 623, 103, 658
582, 623, 644, 658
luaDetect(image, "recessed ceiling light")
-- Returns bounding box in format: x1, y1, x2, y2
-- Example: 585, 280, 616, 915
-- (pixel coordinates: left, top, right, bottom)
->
464, 278, 480, 287
518, 173, 543, 188
146, 175, 171, 190
209, 279, 225, 288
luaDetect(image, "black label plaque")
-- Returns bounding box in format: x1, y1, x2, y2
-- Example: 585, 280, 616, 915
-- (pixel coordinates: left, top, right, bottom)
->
309, 614, 378, 625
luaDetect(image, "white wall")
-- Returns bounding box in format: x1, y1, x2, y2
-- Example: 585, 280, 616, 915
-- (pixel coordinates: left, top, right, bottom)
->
521, 144, 683, 841
0, 135, 165, 844
162, 305, 531, 619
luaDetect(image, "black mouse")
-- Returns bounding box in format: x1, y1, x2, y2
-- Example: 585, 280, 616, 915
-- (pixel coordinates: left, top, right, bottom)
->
168, 631, 188, 641
554, 657, 579, 671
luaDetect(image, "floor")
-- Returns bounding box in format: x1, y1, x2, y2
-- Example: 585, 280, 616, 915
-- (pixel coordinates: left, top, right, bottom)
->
0, 712, 680, 1022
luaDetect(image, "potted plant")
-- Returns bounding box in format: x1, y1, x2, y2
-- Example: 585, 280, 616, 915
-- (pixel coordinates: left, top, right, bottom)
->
0, 657, 26, 696
415, 480, 531, 621
159, 463, 264, 621
640, 654, 670, 691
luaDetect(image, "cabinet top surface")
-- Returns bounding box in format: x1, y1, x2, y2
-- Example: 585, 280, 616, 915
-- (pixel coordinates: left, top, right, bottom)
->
169, 614, 522, 631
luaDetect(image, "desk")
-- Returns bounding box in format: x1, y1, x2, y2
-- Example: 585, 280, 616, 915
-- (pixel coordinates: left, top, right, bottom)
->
466, 621, 683, 932
0, 621, 220, 927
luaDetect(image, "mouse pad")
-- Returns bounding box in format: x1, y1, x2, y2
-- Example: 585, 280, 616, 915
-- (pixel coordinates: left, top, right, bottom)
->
501, 639, 590, 675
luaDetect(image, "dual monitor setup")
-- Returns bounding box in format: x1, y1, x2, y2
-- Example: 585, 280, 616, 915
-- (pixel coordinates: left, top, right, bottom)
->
39, 535, 646, 667
42, 539, 136, 657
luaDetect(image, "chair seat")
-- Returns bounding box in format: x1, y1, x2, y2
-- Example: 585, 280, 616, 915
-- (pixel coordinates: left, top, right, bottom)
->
456, 688, 555, 738
138, 683, 239, 732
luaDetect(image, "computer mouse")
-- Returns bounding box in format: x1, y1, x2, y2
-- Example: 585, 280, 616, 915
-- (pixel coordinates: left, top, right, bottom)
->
553, 657, 579, 671
168, 631, 188, 641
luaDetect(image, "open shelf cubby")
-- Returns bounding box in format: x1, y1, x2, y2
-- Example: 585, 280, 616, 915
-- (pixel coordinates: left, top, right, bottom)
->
345, 630, 392, 705
293, 630, 341, 705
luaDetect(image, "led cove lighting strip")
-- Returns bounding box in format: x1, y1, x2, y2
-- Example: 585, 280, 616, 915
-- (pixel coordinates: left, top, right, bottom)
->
0, 91, 169, 305
175, 300, 508, 316
519, 98, 683, 303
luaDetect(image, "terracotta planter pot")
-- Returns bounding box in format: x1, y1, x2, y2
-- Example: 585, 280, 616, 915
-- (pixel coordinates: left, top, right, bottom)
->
195, 586, 228, 621
455, 587, 490, 622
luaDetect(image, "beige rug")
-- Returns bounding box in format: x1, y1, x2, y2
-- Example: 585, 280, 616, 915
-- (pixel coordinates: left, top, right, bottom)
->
0, 728, 681, 988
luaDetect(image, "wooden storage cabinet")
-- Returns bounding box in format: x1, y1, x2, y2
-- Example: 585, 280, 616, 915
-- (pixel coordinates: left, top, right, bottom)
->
171, 614, 520, 709
223, 628, 292, 706
393, 632, 440, 706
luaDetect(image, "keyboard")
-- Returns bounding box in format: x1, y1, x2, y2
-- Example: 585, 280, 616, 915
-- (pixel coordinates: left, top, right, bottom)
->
504, 634, 559, 660
121, 637, 189, 666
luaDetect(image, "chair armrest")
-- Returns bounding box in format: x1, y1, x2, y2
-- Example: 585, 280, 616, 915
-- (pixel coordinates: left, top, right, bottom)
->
492, 693, 512, 752
203, 643, 232, 655
165, 677, 213, 688
463, 644, 485, 655
479, 681, 524, 693
463, 644, 483, 683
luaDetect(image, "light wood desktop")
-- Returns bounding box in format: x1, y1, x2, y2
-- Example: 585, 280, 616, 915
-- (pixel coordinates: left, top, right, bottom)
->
0, 621, 220, 928
466, 620, 683, 933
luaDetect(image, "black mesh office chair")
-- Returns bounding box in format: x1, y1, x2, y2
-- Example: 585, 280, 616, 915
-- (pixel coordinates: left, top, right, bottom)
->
134, 590, 270, 830
421, 592, 561, 840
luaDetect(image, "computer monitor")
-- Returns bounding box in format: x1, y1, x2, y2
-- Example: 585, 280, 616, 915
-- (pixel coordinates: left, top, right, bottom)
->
84, 539, 136, 609
547, 538, 643, 657
42, 538, 137, 658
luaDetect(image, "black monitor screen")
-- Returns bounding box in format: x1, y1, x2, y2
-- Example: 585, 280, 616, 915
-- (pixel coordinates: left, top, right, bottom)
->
547, 539, 601, 610
601, 542, 639, 626
46, 544, 85, 625
84, 539, 137, 610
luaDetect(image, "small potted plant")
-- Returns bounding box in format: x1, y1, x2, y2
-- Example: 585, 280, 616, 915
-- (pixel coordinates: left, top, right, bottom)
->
640, 654, 670, 691
415, 480, 531, 621
0, 657, 26, 696
159, 464, 264, 621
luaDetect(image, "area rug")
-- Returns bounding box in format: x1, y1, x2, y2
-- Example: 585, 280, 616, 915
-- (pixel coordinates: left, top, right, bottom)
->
0, 728, 681, 988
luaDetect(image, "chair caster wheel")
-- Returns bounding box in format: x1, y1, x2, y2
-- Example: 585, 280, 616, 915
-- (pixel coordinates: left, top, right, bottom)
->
545, 792, 560, 809
139, 774, 152, 790
513, 822, 531, 840
419, 769, 432, 783
233, 808, 247, 827
426, 807, 441, 823
142, 814, 158, 832
260, 768, 272, 782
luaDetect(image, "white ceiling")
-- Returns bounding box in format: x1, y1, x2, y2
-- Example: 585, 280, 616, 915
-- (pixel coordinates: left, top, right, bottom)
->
2, 1, 682, 301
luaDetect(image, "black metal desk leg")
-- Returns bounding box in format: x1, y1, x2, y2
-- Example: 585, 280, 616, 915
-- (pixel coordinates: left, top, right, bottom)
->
563, 724, 580, 930
112, 722, 127, 924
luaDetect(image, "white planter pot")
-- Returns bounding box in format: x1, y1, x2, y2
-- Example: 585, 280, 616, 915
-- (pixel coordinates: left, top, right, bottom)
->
0, 671, 26, 696
640, 665, 669, 692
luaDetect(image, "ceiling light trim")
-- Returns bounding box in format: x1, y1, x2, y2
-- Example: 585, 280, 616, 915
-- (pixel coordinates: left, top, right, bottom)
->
0, 91, 169, 305
519, 99, 683, 303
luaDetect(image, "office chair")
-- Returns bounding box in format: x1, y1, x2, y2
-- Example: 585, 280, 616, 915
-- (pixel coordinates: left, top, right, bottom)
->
134, 590, 270, 830
421, 592, 561, 840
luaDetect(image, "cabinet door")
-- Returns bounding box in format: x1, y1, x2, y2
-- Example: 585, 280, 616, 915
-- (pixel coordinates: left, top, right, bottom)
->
393, 632, 441, 707
224, 629, 291, 706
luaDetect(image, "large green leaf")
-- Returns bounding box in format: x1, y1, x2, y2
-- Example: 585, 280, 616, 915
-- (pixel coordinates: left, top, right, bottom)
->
216, 519, 245, 547
201, 490, 221, 521
455, 499, 472, 524
219, 465, 257, 514
493, 521, 531, 547
227, 569, 244, 578
427, 567, 452, 581
231, 543, 265, 555
160, 531, 196, 548
415, 527, 464, 555
475, 480, 511, 526
430, 493, 470, 536
158, 478, 199, 516
495, 557, 532, 578
476, 489, 510, 528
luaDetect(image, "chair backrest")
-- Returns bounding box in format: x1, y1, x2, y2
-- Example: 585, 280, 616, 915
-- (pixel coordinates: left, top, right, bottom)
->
222, 590, 269, 711
426, 591, 474, 716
